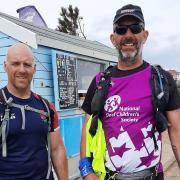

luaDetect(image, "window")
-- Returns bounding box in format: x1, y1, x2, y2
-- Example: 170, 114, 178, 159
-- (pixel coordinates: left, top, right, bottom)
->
77, 59, 104, 91
76, 59, 105, 107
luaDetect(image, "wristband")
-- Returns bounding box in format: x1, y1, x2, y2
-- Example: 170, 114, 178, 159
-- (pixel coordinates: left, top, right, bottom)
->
79, 157, 93, 178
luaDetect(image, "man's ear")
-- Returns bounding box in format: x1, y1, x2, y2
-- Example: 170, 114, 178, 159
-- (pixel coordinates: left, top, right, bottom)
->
142, 30, 149, 44
110, 33, 116, 46
3, 60, 7, 72
34, 64, 36, 74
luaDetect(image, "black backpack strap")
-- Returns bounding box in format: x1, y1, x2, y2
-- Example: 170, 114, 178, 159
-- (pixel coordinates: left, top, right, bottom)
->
37, 95, 53, 179
151, 65, 170, 151
151, 65, 169, 133
151, 65, 169, 111
0, 87, 13, 106
0, 88, 5, 104
39, 96, 51, 130
89, 66, 113, 136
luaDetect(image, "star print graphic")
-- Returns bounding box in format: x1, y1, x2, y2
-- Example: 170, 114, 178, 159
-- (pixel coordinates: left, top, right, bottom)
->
113, 143, 131, 158
136, 142, 146, 151
137, 150, 158, 168
133, 134, 144, 150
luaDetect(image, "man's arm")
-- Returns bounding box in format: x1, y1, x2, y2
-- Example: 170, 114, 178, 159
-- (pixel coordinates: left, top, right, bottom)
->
80, 113, 99, 180
50, 131, 68, 180
80, 77, 97, 157
166, 108, 180, 169
80, 113, 90, 157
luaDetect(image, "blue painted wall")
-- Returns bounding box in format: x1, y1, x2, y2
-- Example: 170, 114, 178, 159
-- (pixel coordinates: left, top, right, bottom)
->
0, 31, 84, 157
0, 33, 18, 88
60, 115, 84, 157
32, 46, 54, 103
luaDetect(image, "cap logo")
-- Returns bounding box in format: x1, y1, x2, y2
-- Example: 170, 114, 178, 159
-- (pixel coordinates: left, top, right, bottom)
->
121, 9, 135, 14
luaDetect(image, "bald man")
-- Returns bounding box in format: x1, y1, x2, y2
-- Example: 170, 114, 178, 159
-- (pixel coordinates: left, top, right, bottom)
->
4, 43, 36, 98
0, 43, 68, 179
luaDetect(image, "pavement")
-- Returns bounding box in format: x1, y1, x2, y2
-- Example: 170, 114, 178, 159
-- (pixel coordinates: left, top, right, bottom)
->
161, 131, 176, 172
164, 161, 179, 180
162, 131, 180, 179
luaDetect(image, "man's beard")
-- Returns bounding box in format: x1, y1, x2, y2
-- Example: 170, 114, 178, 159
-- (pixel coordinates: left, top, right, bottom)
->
116, 38, 144, 66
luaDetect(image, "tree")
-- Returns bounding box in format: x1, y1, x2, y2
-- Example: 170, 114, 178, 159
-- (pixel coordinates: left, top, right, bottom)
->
56, 5, 86, 39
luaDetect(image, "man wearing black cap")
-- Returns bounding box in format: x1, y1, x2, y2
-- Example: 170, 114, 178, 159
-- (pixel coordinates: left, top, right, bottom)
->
79, 4, 180, 180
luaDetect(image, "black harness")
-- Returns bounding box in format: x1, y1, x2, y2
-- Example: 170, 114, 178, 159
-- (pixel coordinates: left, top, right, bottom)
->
89, 65, 169, 138
89, 66, 112, 136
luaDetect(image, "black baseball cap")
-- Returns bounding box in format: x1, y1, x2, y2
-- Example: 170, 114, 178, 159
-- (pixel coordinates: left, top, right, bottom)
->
113, 4, 145, 25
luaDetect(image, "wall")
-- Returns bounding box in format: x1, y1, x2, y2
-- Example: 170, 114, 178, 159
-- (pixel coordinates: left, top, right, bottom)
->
0, 32, 18, 87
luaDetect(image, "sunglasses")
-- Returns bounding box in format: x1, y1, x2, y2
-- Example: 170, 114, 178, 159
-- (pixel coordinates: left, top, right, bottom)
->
114, 24, 144, 35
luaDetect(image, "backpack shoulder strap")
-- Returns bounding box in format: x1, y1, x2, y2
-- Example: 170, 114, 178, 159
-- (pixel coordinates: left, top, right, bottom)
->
36, 94, 53, 179
0, 88, 5, 103
91, 65, 114, 114
36, 95, 52, 129
0, 87, 8, 104
89, 66, 114, 136
151, 65, 169, 133
151, 65, 169, 110
0, 87, 13, 157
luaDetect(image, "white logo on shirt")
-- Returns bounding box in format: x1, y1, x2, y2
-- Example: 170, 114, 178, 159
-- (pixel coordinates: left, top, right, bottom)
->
104, 95, 121, 112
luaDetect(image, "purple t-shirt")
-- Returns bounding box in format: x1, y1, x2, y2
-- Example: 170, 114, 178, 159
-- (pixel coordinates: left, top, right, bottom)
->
96, 65, 162, 173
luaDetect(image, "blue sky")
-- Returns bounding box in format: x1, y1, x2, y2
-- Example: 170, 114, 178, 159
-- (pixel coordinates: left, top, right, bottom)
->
0, 0, 180, 70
